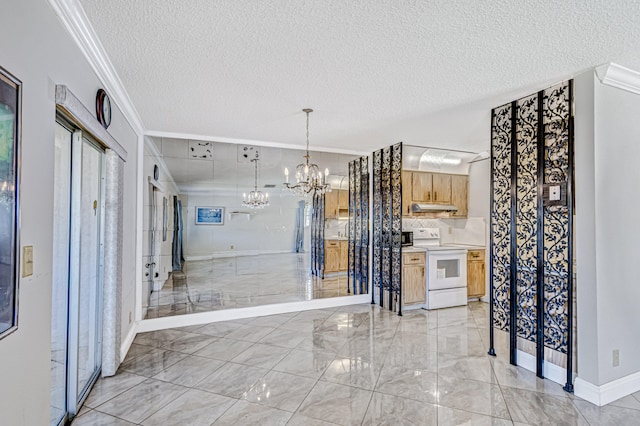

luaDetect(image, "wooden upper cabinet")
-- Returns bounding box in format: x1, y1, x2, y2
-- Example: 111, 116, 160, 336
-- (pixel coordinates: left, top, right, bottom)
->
338, 189, 349, 215
402, 171, 413, 215
432, 173, 451, 203
412, 172, 433, 202
450, 174, 468, 217
402, 170, 468, 217
326, 189, 350, 219
325, 190, 339, 219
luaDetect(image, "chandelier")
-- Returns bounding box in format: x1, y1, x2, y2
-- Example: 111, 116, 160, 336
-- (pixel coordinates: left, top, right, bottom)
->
283, 108, 330, 197
242, 158, 269, 208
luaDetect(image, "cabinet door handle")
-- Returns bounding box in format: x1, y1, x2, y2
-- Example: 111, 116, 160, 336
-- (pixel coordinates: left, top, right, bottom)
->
434, 191, 437, 201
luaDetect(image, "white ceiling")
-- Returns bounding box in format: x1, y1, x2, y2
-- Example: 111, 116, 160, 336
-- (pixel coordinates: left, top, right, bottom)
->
80, 0, 640, 153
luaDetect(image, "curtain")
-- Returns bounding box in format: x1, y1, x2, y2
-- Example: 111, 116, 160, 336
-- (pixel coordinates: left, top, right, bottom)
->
294, 200, 305, 252
172, 196, 184, 271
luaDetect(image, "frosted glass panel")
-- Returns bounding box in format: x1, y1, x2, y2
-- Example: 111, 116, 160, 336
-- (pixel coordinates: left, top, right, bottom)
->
77, 140, 103, 398
51, 123, 72, 425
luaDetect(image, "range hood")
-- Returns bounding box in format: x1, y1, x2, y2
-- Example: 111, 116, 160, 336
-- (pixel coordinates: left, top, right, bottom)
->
411, 203, 458, 213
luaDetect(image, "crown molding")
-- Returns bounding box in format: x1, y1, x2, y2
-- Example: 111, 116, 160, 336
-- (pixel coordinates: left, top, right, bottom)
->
145, 130, 370, 157
144, 136, 180, 195
48, 0, 145, 134
595, 63, 640, 96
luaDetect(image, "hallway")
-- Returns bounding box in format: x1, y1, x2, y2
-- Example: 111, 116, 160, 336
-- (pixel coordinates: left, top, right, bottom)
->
73, 302, 640, 425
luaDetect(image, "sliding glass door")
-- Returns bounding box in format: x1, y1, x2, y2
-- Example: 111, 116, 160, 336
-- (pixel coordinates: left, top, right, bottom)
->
51, 121, 105, 425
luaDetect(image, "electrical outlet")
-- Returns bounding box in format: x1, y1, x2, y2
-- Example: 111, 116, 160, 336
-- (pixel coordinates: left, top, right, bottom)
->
613, 349, 620, 367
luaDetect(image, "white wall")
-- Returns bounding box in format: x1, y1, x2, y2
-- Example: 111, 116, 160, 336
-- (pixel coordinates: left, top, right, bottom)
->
0, 1, 139, 423
574, 71, 600, 387
575, 70, 640, 388
183, 192, 304, 258
467, 158, 491, 297
593, 76, 640, 384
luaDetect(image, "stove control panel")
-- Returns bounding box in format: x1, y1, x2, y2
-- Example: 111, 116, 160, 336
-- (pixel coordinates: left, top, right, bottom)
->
412, 228, 440, 239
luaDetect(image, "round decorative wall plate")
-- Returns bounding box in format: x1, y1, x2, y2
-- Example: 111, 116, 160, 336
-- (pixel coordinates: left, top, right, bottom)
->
96, 89, 112, 129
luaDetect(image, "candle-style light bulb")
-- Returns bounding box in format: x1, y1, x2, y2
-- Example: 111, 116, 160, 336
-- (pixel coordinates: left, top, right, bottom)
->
284, 167, 289, 183
324, 168, 329, 184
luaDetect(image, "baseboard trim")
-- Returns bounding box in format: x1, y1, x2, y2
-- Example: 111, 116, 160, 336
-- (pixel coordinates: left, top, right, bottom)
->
575, 371, 640, 406
185, 250, 292, 261
137, 294, 371, 333
516, 349, 571, 387
119, 322, 137, 363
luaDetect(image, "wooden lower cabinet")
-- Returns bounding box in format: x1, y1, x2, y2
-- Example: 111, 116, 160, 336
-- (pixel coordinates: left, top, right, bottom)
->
402, 252, 426, 305
339, 240, 348, 271
325, 241, 340, 273
325, 239, 348, 273
467, 249, 486, 298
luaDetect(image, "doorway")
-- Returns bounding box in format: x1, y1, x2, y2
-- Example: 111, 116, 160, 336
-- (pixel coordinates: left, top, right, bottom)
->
50, 120, 106, 425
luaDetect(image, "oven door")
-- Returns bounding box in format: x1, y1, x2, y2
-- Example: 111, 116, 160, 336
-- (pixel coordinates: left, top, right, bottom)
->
427, 250, 467, 290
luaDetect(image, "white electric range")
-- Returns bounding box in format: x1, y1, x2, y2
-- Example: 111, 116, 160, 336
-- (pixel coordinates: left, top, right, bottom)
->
410, 228, 468, 310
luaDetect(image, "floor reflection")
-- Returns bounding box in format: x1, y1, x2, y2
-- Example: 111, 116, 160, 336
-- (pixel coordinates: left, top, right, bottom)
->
145, 253, 354, 319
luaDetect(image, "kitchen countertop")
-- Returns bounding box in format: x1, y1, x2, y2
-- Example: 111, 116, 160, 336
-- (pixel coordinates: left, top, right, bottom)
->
405, 244, 485, 252
401, 246, 427, 253
325, 236, 348, 241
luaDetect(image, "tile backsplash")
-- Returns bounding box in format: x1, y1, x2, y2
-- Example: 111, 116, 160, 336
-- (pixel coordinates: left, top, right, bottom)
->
325, 218, 349, 238
403, 217, 486, 246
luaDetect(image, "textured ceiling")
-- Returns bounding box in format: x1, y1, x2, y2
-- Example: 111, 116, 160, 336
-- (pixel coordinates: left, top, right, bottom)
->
80, 0, 640, 152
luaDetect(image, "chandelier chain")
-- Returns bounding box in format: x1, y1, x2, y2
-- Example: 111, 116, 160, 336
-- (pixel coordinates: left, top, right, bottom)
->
283, 108, 330, 197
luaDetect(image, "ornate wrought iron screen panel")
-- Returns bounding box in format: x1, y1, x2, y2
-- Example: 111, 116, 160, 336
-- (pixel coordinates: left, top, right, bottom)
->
371, 143, 403, 314
348, 155, 369, 295
489, 80, 574, 392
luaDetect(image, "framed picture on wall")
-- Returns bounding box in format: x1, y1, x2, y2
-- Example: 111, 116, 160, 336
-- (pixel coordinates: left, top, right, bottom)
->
195, 206, 224, 225
0, 66, 21, 340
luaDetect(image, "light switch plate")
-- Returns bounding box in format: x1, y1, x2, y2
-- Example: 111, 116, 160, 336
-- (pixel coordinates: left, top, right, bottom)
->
549, 185, 561, 201
22, 245, 33, 277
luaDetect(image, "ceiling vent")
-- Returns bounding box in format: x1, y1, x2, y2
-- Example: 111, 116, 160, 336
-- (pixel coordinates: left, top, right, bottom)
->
189, 141, 213, 159
238, 145, 260, 163
263, 184, 276, 188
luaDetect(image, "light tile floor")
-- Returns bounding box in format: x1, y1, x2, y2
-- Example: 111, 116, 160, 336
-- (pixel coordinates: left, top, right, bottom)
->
75, 302, 640, 425
145, 254, 356, 319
